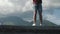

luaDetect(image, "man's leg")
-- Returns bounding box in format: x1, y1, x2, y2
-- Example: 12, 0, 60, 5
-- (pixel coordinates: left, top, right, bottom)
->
32, 10, 37, 26
38, 10, 42, 26
40, 11, 42, 24
38, 11, 42, 26
38, 4, 42, 26
34, 10, 37, 23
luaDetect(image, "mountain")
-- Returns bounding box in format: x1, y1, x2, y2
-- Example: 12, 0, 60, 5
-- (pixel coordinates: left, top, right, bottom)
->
0, 16, 57, 26
6, 11, 23, 17
0, 16, 30, 26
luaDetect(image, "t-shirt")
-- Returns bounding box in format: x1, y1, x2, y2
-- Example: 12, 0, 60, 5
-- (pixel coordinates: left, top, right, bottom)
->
33, 0, 42, 4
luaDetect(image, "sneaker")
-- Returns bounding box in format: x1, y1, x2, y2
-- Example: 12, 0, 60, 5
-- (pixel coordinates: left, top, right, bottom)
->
32, 23, 36, 26
40, 23, 42, 26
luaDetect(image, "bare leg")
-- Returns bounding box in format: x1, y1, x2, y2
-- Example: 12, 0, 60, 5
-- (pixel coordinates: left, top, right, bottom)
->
32, 10, 37, 26
33, 10, 37, 24
40, 11, 42, 24
38, 9, 42, 26
38, 4, 42, 26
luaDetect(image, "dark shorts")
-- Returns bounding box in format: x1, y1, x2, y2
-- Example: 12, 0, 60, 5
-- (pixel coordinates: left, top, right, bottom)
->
34, 4, 42, 14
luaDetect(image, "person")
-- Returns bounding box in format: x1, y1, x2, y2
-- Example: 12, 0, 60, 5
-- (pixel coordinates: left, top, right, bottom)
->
32, 0, 42, 26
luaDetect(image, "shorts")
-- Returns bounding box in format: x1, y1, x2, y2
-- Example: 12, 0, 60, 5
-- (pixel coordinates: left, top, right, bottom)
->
34, 4, 42, 14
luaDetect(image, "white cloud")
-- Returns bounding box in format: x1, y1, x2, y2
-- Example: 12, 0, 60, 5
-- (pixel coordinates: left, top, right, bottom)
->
0, 0, 15, 15
22, 0, 33, 12
50, 0, 60, 7
0, 0, 60, 15
0, 0, 22, 15
42, 0, 60, 10
22, 0, 59, 11
0, 0, 13, 7
42, 0, 51, 10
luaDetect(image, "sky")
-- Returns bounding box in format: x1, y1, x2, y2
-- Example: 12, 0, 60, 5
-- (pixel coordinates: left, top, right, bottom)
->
0, 0, 60, 25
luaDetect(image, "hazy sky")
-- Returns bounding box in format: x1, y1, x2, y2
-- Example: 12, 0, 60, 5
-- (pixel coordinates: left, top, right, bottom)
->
0, 0, 60, 25
0, 0, 60, 14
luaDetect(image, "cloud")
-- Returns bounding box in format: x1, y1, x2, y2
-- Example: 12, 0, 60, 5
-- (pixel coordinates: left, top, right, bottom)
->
0, 0, 59, 16
22, 0, 51, 11
0, 0, 14, 15
42, 0, 51, 10
0, 0, 23, 15
50, 0, 60, 7
0, 0, 13, 7
0, 0, 60, 15
22, 0, 33, 12
22, 0, 60, 11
